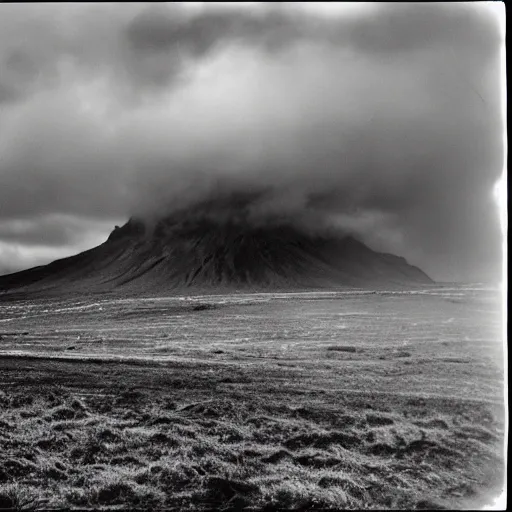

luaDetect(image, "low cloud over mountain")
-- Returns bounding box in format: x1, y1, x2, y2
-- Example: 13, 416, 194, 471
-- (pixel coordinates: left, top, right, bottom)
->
0, 3, 504, 282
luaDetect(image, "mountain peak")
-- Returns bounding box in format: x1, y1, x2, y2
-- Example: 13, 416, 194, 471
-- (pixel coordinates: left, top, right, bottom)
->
107, 217, 146, 242
0, 204, 432, 295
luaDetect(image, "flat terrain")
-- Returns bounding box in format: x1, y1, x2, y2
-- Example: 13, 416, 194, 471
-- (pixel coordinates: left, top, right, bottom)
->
0, 286, 506, 510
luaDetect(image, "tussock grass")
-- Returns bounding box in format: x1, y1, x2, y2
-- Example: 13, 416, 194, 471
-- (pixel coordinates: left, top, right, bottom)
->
0, 484, 46, 512
0, 289, 504, 508
0, 384, 504, 510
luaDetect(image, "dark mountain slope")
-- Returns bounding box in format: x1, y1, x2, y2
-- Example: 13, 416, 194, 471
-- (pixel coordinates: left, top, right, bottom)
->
0, 201, 432, 295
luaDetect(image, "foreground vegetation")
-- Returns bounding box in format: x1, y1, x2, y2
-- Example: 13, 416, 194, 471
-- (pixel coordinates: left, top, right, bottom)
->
0, 289, 505, 509
0, 360, 505, 510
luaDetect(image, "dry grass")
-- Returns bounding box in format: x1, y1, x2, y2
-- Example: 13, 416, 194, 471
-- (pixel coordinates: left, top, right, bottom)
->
0, 289, 505, 509
0, 382, 505, 510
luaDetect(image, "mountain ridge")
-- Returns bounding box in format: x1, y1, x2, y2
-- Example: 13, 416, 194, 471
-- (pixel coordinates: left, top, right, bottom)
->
0, 208, 433, 297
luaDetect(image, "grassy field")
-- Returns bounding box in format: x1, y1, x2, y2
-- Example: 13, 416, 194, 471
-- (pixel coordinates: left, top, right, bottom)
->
0, 287, 506, 510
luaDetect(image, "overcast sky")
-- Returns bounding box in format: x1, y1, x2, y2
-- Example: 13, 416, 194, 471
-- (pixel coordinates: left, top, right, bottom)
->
0, 2, 505, 282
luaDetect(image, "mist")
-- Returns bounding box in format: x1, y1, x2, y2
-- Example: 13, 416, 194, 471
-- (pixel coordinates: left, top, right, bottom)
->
0, 2, 505, 282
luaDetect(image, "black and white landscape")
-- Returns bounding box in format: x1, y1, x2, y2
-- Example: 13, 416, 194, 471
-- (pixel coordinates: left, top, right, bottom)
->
0, 3, 506, 511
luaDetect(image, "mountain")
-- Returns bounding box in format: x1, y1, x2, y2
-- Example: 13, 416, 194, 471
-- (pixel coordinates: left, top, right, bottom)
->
0, 198, 432, 296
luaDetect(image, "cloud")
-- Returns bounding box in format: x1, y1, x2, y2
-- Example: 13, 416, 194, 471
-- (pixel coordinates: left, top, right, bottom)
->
0, 215, 117, 247
0, 215, 116, 275
0, 2, 505, 282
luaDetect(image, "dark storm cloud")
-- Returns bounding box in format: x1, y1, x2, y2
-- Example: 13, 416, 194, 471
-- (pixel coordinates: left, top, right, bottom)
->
0, 3, 501, 104
0, 2, 505, 281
